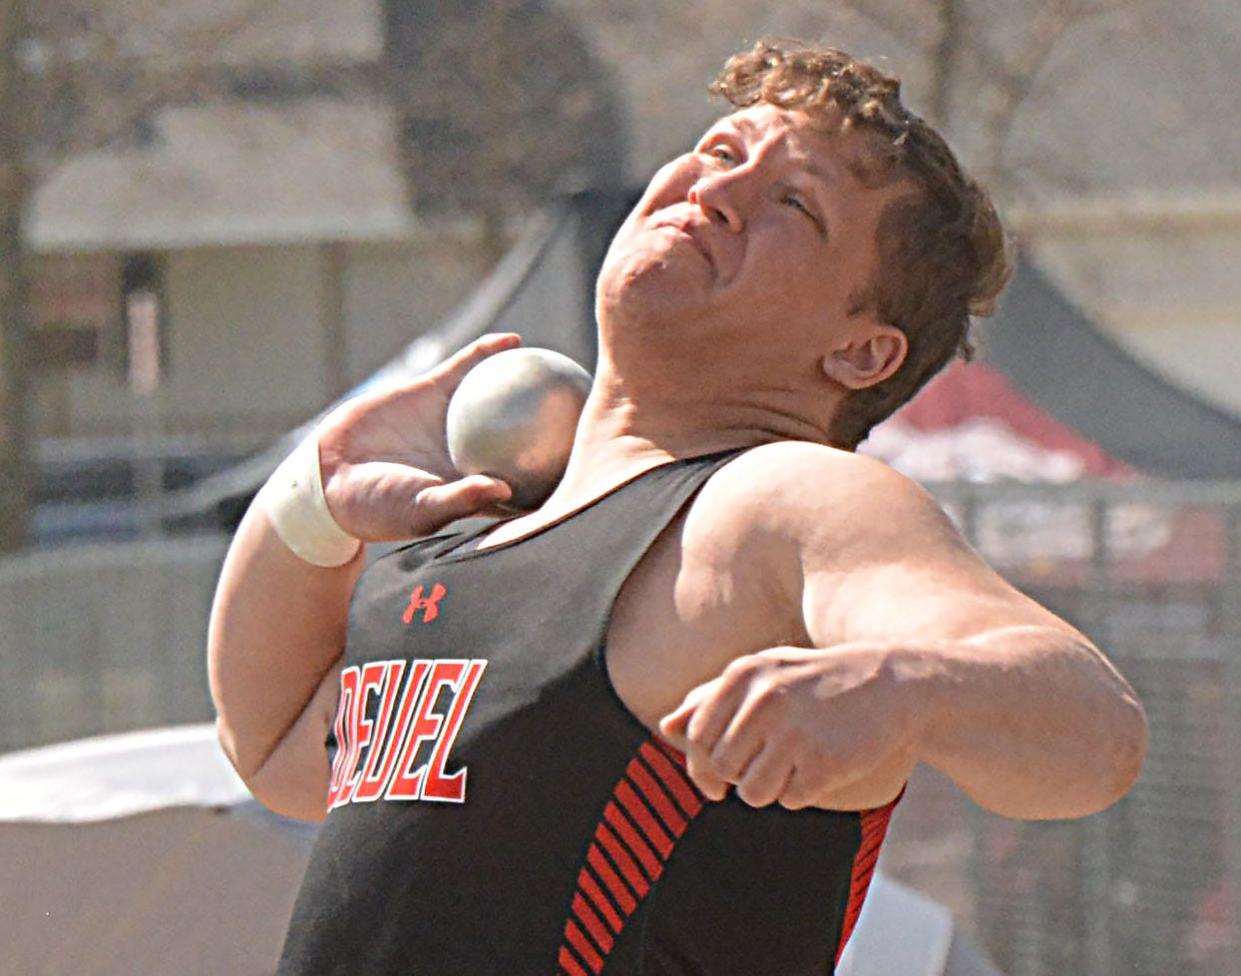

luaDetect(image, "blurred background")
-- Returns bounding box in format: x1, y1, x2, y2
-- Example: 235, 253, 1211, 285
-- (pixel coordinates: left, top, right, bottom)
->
0, 1, 1238, 974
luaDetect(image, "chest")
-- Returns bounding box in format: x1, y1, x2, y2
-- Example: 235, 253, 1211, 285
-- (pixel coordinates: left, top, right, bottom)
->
603, 508, 808, 730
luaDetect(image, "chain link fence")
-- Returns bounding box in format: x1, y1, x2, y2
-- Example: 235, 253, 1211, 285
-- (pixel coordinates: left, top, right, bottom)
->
1, 478, 1238, 974
0, 535, 226, 752
884, 480, 1241, 976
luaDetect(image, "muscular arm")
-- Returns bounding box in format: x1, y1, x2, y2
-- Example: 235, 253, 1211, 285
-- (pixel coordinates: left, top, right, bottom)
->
208, 334, 520, 821
207, 506, 363, 820
662, 443, 1147, 820
800, 473, 1146, 818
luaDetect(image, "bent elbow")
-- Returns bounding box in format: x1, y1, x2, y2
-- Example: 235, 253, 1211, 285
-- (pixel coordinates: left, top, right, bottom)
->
215, 717, 251, 779
1103, 691, 1149, 808
1067, 691, 1149, 819
222, 717, 333, 824
214, 716, 275, 784
247, 768, 330, 824
1011, 691, 1149, 821
219, 727, 329, 823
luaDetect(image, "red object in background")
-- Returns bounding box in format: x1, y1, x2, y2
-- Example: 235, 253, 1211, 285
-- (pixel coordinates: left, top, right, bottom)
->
864, 361, 1226, 584
867, 361, 1133, 481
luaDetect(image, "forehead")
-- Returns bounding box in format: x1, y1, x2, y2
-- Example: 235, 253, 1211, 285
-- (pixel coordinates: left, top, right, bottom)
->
708, 103, 903, 188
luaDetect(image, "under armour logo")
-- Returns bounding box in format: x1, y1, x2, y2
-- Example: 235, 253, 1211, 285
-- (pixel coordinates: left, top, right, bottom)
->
403, 583, 447, 624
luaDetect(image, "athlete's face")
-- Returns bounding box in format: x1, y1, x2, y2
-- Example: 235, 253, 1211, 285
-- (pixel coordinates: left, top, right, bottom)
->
596, 103, 913, 396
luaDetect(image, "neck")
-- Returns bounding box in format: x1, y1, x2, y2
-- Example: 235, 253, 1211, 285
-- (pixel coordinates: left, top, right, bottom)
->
539, 363, 846, 513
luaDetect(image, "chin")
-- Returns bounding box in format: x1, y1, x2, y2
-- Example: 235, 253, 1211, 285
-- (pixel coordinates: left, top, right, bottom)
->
597, 246, 708, 332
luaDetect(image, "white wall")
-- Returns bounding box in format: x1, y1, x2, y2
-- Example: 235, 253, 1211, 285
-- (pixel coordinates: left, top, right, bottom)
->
36, 245, 329, 443
32, 237, 493, 444
162, 245, 331, 429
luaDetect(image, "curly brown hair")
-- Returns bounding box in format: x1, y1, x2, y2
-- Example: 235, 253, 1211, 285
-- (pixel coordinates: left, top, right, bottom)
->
711, 40, 1012, 449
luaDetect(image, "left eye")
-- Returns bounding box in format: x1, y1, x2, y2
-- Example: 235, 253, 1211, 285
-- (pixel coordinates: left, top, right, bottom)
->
783, 193, 817, 222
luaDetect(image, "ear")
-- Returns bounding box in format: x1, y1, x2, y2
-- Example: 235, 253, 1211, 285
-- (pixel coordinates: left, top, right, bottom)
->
820, 324, 908, 391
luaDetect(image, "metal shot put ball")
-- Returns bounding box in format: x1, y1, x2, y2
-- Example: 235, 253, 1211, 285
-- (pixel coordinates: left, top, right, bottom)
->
446, 347, 593, 511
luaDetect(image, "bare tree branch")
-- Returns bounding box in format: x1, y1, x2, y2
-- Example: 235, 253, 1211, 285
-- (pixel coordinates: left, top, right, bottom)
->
22, 0, 279, 169
899, 0, 1121, 196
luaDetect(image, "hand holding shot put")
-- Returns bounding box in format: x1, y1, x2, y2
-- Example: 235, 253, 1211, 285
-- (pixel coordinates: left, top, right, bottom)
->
310, 331, 524, 544
209, 39, 1148, 974
447, 347, 593, 510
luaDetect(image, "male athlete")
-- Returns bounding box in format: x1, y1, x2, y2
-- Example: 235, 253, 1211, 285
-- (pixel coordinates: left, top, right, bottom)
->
209, 41, 1147, 974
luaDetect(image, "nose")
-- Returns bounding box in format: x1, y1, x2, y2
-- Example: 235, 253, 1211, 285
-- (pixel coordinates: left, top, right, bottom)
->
687, 166, 754, 233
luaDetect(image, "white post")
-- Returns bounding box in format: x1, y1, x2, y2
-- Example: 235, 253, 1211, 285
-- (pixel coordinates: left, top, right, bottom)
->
126, 288, 164, 536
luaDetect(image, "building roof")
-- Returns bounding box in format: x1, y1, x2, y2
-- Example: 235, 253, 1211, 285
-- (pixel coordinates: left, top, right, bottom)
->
28, 97, 415, 252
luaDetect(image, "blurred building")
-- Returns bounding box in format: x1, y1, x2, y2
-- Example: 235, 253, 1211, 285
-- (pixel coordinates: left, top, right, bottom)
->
23, 0, 480, 453
22, 0, 624, 456
15, 0, 1240, 518
1020, 192, 1241, 420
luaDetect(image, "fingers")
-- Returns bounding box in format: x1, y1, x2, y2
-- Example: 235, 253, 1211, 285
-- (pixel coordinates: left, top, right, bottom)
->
433, 333, 523, 390
660, 684, 731, 801
657, 679, 715, 745
778, 763, 826, 811
734, 746, 795, 809
660, 647, 911, 812
410, 475, 513, 536
662, 667, 766, 803
658, 655, 838, 810
324, 460, 512, 540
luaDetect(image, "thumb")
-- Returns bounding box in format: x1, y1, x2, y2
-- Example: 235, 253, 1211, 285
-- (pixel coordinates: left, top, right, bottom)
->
659, 675, 725, 747
409, 475, 513, 536
658, 688, 704, 749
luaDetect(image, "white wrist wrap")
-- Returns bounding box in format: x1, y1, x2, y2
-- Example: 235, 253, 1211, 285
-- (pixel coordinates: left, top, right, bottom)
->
256, 434, 361, 568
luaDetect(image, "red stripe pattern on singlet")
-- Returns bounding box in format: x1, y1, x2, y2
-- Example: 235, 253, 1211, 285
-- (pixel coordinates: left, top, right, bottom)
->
556, 739, 705, 976
833, 791, 902, 966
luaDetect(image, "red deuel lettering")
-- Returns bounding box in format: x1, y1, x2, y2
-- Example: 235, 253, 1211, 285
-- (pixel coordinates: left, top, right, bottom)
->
350, 660, 407, 803
325, 666, 360, 810
332, 662, 386, 808
325, 658, 486, 809
421, 660, 487, 803
353, 660, 429, 803
386, 660, 465, 801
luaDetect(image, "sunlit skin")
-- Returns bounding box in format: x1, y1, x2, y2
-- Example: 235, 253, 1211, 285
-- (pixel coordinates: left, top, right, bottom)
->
588, 103, 914, 453
208, 101, 1147, 823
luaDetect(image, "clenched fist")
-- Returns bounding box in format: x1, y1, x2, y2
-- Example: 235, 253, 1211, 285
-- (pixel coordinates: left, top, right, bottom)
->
658, 644, 921, 812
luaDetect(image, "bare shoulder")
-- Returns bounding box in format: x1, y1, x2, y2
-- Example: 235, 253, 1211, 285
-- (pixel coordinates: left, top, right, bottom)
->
702, 439, 913, 500
688, 441, 957, 569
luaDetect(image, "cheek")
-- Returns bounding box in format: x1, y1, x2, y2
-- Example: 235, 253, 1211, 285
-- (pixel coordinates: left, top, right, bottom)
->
599, 157, 696, 269
595, 229, 695, 321
764, 230, 864, 311
599, 224, 664, 285
742, 229, 829, 295
729, 248, 852, 334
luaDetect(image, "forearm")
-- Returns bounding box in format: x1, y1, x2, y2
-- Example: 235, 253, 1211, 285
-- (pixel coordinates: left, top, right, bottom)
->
906, 625, 1148, 819
207, 502, 364, 779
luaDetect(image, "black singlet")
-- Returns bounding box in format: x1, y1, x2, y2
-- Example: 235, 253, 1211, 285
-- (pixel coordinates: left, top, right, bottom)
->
277, 451, 898, 975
